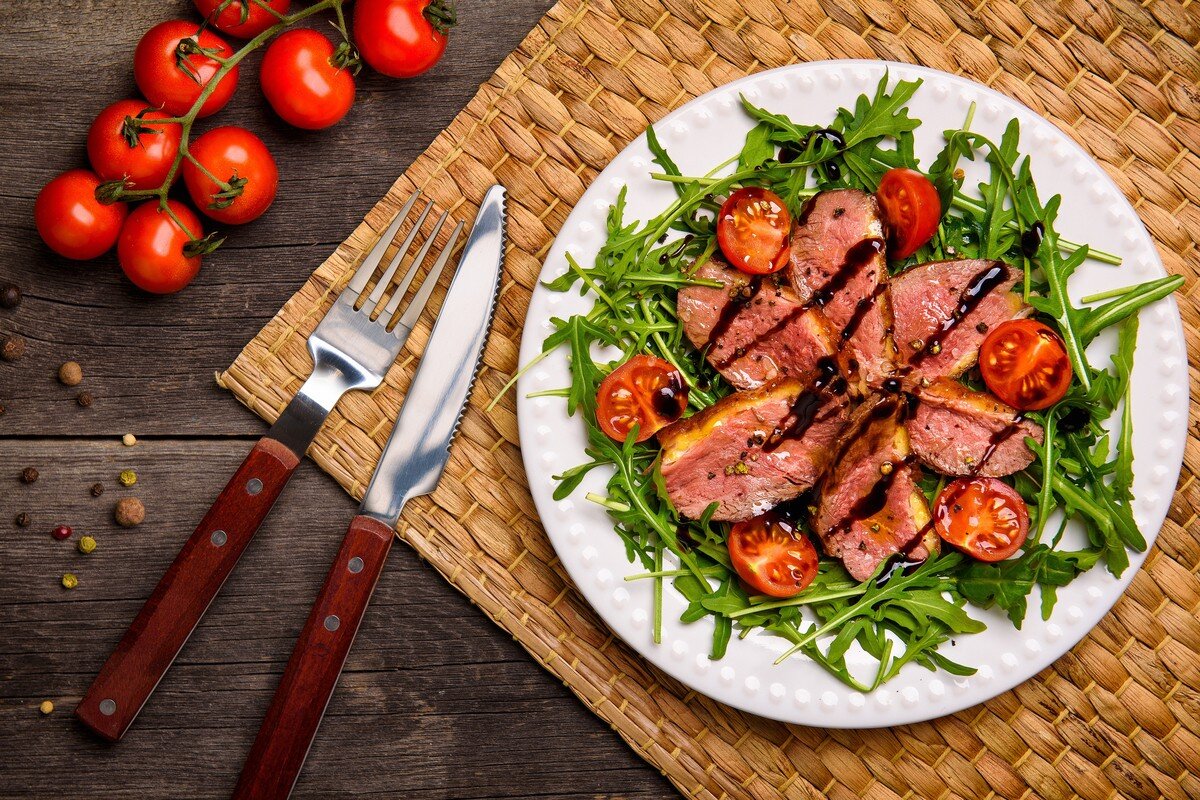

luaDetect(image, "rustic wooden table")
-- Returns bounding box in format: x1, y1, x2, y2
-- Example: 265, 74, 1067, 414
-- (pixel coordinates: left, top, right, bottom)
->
0, 2, 675, 797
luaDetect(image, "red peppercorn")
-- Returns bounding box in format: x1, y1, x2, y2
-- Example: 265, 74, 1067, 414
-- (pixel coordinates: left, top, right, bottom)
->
51, 524, 72, 541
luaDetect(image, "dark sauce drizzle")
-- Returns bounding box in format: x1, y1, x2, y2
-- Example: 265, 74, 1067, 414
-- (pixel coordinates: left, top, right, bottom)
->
652, 371, 688, 421
761, 357, 846, 452
1020, 221, 1045, 258
658, 234, 695, 265
778, 128, 846, 163
907, 262, 1010, 367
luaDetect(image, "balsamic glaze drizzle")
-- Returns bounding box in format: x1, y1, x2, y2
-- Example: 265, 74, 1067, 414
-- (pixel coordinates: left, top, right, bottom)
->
908, 262, 1010, 367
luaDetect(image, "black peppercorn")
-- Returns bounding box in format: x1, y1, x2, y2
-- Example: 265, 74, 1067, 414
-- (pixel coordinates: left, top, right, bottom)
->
14, 512, 30, 527
76, 391, 93, 408
90, 482, 104, 497
0, 285, 19, 309
21, 467, 38, 484
1, 335, 25, 362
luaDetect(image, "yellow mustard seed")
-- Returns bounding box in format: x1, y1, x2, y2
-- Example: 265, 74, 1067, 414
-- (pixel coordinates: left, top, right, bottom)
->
61, 573, 78, 590
39, 700, 54, 715
118, 469, 137, 487
78, 535, 97, 554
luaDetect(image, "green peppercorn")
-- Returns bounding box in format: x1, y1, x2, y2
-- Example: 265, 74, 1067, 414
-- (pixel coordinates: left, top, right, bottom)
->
61, 573, 78, 590
78, 535, 97, 554
118, 469, 137, 487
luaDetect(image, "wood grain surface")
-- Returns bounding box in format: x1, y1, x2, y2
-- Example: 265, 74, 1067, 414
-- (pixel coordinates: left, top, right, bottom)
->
0, 2, 675, 797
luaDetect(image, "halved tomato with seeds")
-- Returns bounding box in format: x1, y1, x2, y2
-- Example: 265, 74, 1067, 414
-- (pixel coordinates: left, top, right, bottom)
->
933, 477, 1029, 562
595, 355, 688, 442
717, 187, 792, 275
979, 319, 1072, 411
727, 512, 819, 598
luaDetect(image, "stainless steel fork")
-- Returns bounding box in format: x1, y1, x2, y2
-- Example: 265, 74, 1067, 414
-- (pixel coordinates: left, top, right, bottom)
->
76, 192, 465, 742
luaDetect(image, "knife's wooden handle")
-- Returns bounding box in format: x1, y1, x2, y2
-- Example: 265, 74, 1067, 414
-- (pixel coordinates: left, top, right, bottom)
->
76, 437, 301, 742
232, 514, 394, 800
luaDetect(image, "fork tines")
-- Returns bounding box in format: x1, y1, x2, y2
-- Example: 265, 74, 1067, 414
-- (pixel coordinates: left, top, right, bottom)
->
343, 191, 466, 332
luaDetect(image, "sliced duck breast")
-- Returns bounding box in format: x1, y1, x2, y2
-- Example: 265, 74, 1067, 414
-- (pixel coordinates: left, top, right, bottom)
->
658, 374, 851, 521
907, 379, 1043, 477
815, 396, 938, 581
788, 189, 894, 390
677, 259, 840, 390
889, 258, 1029, 384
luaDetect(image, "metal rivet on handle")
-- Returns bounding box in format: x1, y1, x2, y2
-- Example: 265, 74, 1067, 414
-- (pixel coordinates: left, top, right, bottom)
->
347, 557, 364, 574
324, 615, 341, 632
246, 478, 263, 496
99, 699, 117, 716
211, 530, 227, 547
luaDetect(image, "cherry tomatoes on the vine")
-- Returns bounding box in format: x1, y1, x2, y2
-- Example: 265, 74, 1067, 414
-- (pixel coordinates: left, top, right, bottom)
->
353, 0, 456, 79
34, 170, 128, 261
87, 99, 182, 191
259, 29, 356, 130
727, 513, 819, 598
716, 187, 791, 275
193, 0, 291, 39
933, 477, 1029, 562
595, 355, 688, 443
979, 319, 1073, 411
117, 200, 203, 294
876, 167, 941, 259
134, 20, 239, 117
183, 126, 278, 225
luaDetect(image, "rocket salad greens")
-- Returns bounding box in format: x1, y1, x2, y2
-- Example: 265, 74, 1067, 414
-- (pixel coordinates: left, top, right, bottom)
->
519, 74, 1183, 689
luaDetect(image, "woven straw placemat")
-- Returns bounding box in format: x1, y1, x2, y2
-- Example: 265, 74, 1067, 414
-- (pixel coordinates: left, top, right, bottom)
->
219, 1, 1200, 796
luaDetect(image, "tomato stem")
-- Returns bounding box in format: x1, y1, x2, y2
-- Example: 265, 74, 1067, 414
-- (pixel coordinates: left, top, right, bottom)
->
424, 0, 457, 35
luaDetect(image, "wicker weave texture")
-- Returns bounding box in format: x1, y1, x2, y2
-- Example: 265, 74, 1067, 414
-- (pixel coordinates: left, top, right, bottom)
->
219, 1, 1200, 797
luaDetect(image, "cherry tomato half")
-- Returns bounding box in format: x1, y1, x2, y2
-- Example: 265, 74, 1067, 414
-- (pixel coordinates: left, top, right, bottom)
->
183, 126, 278, 225
260, 29, 356, 130
876, 168, 941, 260
87, 100, 182, 191
193, 0, 291, 38
34, 170, 128, 261
134, 20, 239, 117
354, 0, 454, 79
595, 355, 687, 443
716, 187, 791, 275
728, 513, 819, 598
979, 319, 1072, 411
117, 200, 203, 294
933, 477, 1029, 562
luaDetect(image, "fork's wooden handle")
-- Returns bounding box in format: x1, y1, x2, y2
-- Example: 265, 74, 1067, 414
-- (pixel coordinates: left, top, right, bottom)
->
76, 437, 301, 742
232, 515, 394, 800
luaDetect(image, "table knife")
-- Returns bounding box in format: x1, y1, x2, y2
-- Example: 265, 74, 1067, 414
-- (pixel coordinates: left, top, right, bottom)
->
231, 184, 506, 800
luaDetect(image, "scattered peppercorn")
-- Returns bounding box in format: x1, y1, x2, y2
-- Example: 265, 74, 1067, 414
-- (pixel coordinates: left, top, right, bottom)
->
39, 700, 54, 715
76, 391, 93, 408
115, 497, 145, 527
879, 461, 894, 476
14, 512, 30, 528
51, 524, 72, 541
1, 335, 25, 362
21, 467, 38, 484
58, 361, 83, 386
122, 433, 137, 447
90, 482, 104, 497
61, 573, 78, 590
0, 284, 20, 309
78, 535, 97, 554
118, 469, 137, 487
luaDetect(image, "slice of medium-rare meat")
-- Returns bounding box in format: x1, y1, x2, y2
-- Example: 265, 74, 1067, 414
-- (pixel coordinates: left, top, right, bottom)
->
907, 379, 1043, 477
677, 259, 839, 390
658, 375, 850, 521
815, 396, 938, 581
889, 259, 1029, 384
788, 189, 894, 391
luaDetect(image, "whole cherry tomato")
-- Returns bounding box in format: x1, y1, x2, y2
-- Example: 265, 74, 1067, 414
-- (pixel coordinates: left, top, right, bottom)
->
117, 201, 203, 294
182, 126, 278, 225
87, 99, 182, 191
979, 319, 1073, 411
259, 29, 356, 130
716, 187, 791, 275
133, 20, 239, 117
354, 0, 456, 79
193, 0, 291, 38
727, 512, 819, 598
595, 355, 688, 442
876, 167, 941, 259
34, 170, 128, 260
933, 477, 1029, 562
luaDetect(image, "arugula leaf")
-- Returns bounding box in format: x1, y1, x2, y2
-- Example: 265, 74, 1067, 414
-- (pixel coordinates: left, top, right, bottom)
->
737, 122, 774, 170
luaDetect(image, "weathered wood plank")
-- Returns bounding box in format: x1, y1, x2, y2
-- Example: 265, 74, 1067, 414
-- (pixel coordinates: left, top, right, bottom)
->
0, 439, 673, 798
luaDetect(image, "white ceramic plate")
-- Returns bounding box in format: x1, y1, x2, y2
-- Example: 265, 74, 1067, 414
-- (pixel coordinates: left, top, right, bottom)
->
516, 60, 1187, 727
